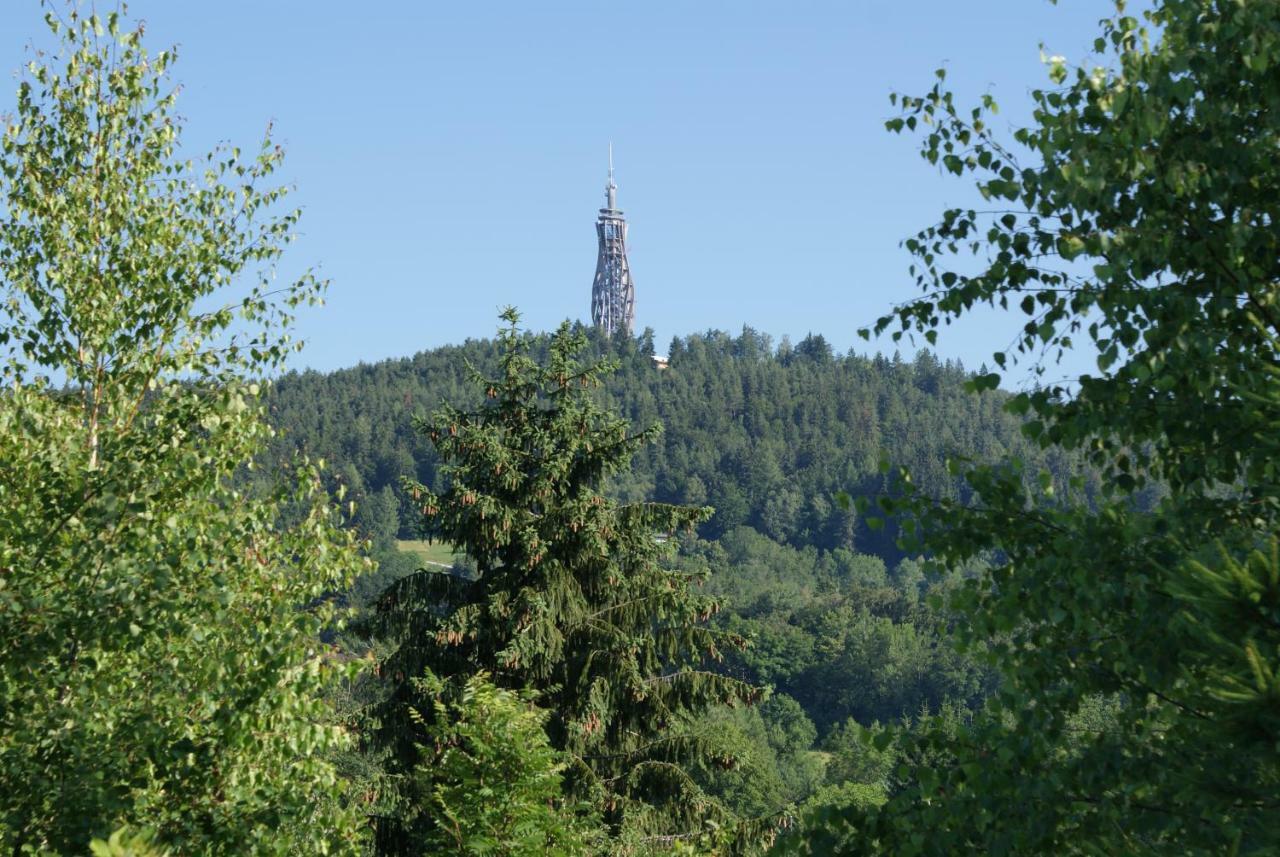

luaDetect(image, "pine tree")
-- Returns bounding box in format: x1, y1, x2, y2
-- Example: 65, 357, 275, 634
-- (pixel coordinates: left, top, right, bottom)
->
368, 309, 762, 851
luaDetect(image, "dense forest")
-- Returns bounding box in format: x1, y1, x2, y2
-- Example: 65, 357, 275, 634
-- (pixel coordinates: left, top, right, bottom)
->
267, 327, 1086, 558
266, 328, 1026, 832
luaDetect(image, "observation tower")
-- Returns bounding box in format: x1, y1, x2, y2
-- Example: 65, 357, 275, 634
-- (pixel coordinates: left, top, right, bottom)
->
590, 146, 636, 336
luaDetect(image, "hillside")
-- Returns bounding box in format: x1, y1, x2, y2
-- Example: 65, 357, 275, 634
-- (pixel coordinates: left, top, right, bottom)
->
268, 324, 1080, 562
260, 323, 1087, 820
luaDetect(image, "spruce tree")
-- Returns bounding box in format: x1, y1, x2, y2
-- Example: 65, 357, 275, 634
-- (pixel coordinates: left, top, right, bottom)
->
368, 310, 761, 851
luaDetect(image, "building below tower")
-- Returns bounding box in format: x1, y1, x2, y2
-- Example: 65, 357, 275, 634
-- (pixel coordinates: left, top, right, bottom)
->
591, 146, 636, 336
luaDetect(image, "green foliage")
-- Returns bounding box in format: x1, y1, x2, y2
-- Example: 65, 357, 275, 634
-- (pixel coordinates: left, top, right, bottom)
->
785, 0, 1280, 853
693, 696, 825, 820
265, 325, 1075, 561
269, 329, 1006, 833
785, 781, 886, 854
401, 672, 598, 856
367, 310, 762, 850
871, 1, 1278, 504
0, 6, 365, 853
819, 718, 895, 790
686, 529, 992, 736
88, 829, 169, 857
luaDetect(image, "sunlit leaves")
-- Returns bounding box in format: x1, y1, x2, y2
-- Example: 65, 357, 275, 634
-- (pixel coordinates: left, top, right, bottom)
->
0, 5, 365, 853
861, 0, 1280, 501
404, 671, 598, 856
786, 0, 1280, 853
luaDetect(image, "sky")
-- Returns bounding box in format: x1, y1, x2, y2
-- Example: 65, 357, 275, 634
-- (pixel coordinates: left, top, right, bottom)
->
0, 1, 1118, 379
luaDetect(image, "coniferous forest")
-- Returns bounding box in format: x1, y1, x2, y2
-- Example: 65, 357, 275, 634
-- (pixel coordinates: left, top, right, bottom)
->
3, 1, 1280, 855
268, 321, 1033, 845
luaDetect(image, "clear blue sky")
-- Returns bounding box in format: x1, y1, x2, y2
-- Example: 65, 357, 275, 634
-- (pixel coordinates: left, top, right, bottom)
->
0, 1, 1116, 379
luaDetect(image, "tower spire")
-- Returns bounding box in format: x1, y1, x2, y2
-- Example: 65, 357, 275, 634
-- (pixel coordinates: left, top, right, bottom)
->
605, 142, 617, 210
591, 145, 635, 336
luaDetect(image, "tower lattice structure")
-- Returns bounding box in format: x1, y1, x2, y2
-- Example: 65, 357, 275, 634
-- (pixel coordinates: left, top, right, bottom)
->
591, 147, 635, 337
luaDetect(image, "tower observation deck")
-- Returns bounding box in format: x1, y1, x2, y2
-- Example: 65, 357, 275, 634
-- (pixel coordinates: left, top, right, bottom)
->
591, 146, 636, 337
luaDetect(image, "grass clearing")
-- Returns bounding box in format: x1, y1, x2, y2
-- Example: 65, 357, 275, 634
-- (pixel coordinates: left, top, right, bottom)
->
395, 539, 460, 568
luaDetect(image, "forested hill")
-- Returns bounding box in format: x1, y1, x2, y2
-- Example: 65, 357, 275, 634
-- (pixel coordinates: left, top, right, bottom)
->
268, 324, 1074, 558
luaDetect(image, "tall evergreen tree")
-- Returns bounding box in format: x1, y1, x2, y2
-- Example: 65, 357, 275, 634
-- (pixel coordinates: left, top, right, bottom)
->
368, 310, 761, 851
